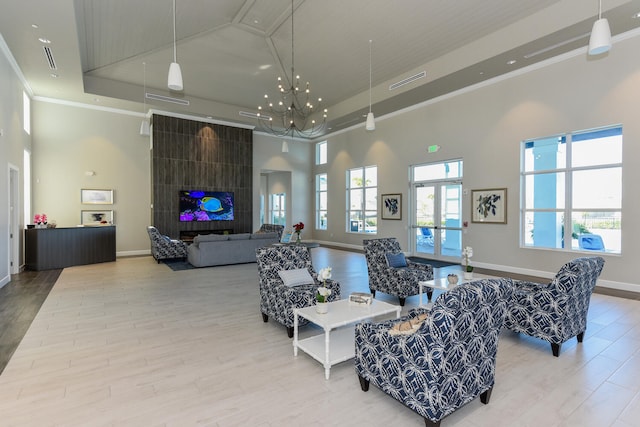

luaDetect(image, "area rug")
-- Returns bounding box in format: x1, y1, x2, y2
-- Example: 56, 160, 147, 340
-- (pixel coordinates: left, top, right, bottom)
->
407, 257, 459, 268
161, 259, 195, 271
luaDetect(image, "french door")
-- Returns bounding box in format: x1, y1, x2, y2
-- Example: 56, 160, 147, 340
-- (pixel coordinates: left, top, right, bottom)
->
410, 160, 463, 261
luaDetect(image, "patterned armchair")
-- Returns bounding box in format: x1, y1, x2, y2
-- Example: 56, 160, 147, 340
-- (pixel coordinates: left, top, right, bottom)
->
256, 245, 341, 338
256, 223, 285, 240
146, 226, 187, 263
504, 256, 605, 357
355, 278, 514, 427
363, 238, 433, 306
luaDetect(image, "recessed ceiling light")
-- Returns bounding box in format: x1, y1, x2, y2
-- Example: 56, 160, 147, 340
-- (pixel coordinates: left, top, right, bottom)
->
507, 60, 517, 65
633, 12, 640, 18
50, 73, 58, 78
31, 24, 39, 29
38, 37, 51, 44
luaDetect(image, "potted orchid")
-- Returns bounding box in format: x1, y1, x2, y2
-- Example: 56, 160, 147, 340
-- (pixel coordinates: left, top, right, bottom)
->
461, 246, 474, 279
316, 266, 332, 314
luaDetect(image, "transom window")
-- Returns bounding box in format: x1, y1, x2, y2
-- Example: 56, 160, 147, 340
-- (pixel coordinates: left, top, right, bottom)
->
346, 166, 377, 233
316, 141, 327, 165
521, 125, 622, 254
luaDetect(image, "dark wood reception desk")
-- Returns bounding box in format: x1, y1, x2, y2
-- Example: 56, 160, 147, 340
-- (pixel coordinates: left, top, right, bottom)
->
25, 226, 116, 270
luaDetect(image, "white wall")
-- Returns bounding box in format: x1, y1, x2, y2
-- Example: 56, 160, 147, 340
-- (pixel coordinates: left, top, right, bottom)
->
315, 33, 640, 291
0, 36, 31, 286
32, 101, 151, 256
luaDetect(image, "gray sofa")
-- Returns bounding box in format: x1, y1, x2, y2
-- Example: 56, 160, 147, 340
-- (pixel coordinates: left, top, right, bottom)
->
187, 232, 279, 267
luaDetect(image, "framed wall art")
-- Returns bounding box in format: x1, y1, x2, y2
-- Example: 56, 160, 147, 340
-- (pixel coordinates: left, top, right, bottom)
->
381, 193, 402, 220
81, 210, 113, 226
81, 189, 113, 204
471, 188, 507, 224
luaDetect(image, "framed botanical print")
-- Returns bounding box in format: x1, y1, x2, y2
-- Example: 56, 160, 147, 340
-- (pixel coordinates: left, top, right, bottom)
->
471, 188, 506, 223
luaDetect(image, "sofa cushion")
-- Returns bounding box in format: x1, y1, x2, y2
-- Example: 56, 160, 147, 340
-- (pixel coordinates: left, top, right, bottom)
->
228, 233, 251, 241
385, 252, 407, 268
193, 234, 229, 244
278, 268, 315, 287
251, 232, 278, 240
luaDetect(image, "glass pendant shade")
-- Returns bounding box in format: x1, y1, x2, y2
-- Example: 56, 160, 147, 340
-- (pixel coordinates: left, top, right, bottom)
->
588, 18, 611, 55
366, 112, 375, 131
168, 62, 183, 91
140, 119, 150, 136
281, 140, 289, 153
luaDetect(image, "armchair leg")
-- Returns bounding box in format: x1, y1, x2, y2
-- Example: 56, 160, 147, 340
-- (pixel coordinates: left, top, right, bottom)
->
427, 289, 433, 301
358, 374, 369, 392
577, 332, 584, 343
551, 342, 561, 357
370, 289, 376, 298
480, 387, 493, 404
424, 418, 441, 427
398, 297, 406, 306
261, 313, 268, 323
287, 326, 294, 338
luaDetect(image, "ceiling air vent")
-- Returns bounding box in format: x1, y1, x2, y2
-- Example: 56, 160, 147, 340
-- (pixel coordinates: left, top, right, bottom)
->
42, 46, 57, 70
145, 92, 190, 106
389, 71, 426, 91
240, 111, 271, 121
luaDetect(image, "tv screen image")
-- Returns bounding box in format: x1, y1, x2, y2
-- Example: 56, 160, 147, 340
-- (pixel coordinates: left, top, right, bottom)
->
179, 191, 234, 221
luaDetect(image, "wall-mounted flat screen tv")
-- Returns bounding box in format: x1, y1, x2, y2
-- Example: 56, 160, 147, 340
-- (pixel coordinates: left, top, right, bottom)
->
179, 190, 234, 221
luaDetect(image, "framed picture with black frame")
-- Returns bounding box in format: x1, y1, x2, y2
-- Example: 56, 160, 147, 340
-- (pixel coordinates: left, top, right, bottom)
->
381, 193, 402, 220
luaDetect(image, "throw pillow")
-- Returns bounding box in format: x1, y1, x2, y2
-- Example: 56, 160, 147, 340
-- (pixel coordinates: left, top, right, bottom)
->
389, 313, 429, 336
385, 252, 407, 268
278, 268, 315, 287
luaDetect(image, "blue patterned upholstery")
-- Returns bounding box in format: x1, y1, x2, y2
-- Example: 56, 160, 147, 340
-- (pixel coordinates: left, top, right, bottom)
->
256, 245, 341, 337
256, 224, 285, 239
147, 226, 187, 263
504, 256, 605, 357
355, 278, 514, 427
363, 238, 434, 306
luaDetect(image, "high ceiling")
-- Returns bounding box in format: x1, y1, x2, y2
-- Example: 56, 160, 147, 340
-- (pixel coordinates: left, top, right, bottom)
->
2, 0, 640, 138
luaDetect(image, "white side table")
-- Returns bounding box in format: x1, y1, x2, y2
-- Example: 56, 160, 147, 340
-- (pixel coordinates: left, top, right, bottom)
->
419, 273, 496, 306
293, 299, 400, 379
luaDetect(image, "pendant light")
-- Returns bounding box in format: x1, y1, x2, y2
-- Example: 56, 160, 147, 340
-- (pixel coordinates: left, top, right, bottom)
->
365, 39, 375, 131
281, 140, 289, 153
588, 0, 611, 56
167, 0, 183, 90
140, 62, 150, 136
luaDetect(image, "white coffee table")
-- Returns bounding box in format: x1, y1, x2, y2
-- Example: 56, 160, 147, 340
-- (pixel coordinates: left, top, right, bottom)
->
293, 299, 401, 379
419, 273, 495, 306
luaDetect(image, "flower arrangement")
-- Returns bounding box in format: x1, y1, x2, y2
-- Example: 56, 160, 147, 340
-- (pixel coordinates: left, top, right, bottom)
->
293, 221, 304, 242
316, 266, 332, 303
34, 213, 48, 226
316, 286, 332, 303
461, 246, 473, 272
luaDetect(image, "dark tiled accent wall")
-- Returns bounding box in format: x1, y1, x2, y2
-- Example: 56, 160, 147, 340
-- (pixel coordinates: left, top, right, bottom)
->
151, 114, 253, 238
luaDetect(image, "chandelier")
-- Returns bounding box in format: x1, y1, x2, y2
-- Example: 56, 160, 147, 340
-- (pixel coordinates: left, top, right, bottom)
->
256, 0, 327, 138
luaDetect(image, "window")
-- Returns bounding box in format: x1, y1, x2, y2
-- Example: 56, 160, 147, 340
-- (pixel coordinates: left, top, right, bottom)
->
270, 193, 286, 226
316, 173, 327, 230
347, 166, 377, 233
521, 126, 622, 253
316, 141, 327, 165
23, 92, 30, 135
24, 150, 31, 227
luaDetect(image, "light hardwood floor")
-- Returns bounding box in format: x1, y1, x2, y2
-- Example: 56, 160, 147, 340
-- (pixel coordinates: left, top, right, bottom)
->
0, 247, 639, 426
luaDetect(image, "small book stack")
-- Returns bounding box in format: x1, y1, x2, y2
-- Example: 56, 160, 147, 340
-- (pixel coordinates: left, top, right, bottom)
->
349, 292, 373, 305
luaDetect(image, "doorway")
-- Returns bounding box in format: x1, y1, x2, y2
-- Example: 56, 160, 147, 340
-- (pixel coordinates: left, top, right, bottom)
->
410, 160, 463, 261
9, 165, 20, 275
